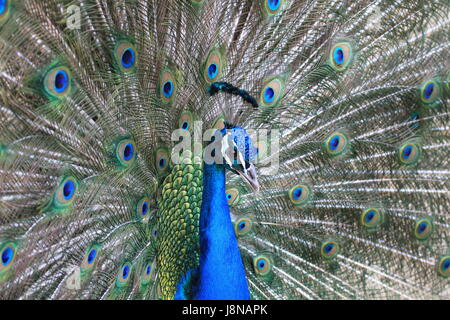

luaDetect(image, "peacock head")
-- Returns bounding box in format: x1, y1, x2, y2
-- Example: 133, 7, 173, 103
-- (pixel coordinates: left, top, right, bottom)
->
212, 122, 260, 192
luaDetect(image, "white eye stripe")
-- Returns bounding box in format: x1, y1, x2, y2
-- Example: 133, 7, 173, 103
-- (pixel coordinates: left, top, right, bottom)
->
221, 132, 233, 166
220, 131, 247, 168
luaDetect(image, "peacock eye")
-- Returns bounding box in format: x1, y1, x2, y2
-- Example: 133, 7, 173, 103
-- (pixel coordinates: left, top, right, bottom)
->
235, 218, 253, 236
116, 263, 132, 287
324, 244, 334, 253
325, 132, 349, 156
414, 218, 433, 240
142, 265, 151, 282
155, 148, 169, 174
115, 41, 137, 71
263, 0, 284, 16
136, 197, 150, 220
141, 261, 155, 284
179, 111, 194, 132
124, 144, 134, 160
264, 87, 275, 103
293, 187, 302, 199
54, 177, 78, 208
160, 70, 176, 103
403, 145, 412, 158
424, 83, 434, 99
288, 184, 311, 206
1, 247, 13, 266
420, 79, 441, 105
398, 142, 420, 165
63, 180, 75, 200
437, 256, 450, 277
225, 188, 240, 207
163, 80, 173, 98
208, 64, 218, 79
253, 255, 272, 276
55, 70, 69, 92
122, 265, 130, 279
0, 0, 11, 21
156, 148, 170, 174
116, 139, 137, 167
333, 47, 345, 65
87, 249, 97, 265
329, 42, 354, 71
203, 49, 225, 83
360, 208, 384, 229
121, 49, 135, 68
268, 0, 280, 10
260, 77, 284, 108
44, 67, 71, 97
81, 244, 101, 272
321, 241, 339, 259
142, 201, 148, 215
329, 136, 340, 150
1, 243, 16, 269
443, 259, 450, 272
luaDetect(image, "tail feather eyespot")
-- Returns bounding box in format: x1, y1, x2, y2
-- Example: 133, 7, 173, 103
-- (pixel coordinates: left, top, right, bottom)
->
136, 197, 150, 220
156, 148, 170, 174
437, 256, 450, 277
116, 263, 133, 287
115, 41, 137, 71
288, 184, 312, 206
420, 79, 442, 106
203, 49, 225, 83
414, 218, 433, 240
54, 177, 78, 208
321, 240, 339, 259
159, 70, 177, 103
253, 255, 273, 276
116, 139, 137, 167
324, 132, 349, 156
262, 0, 285, 16
398, 142, 421, 165
0, 242, 17, 273
259, 77, 285, 108
360, 208, 384, 229
44, 67, 72, 97
0, 0, 11, 23
234, 218, 253, 236
329, 42, 354, 71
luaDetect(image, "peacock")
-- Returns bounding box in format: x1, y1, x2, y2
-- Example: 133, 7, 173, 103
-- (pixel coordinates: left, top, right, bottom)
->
0, 0, 449, 300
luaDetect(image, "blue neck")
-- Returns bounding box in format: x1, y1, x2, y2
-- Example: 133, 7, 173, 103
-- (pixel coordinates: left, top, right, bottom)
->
193, 163, 250, 300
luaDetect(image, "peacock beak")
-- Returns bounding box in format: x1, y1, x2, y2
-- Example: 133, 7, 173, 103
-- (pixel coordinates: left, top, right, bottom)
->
235, 162, 260, 193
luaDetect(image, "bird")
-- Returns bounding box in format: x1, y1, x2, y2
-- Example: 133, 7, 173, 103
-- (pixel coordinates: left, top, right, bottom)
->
0, 0, 449, 300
